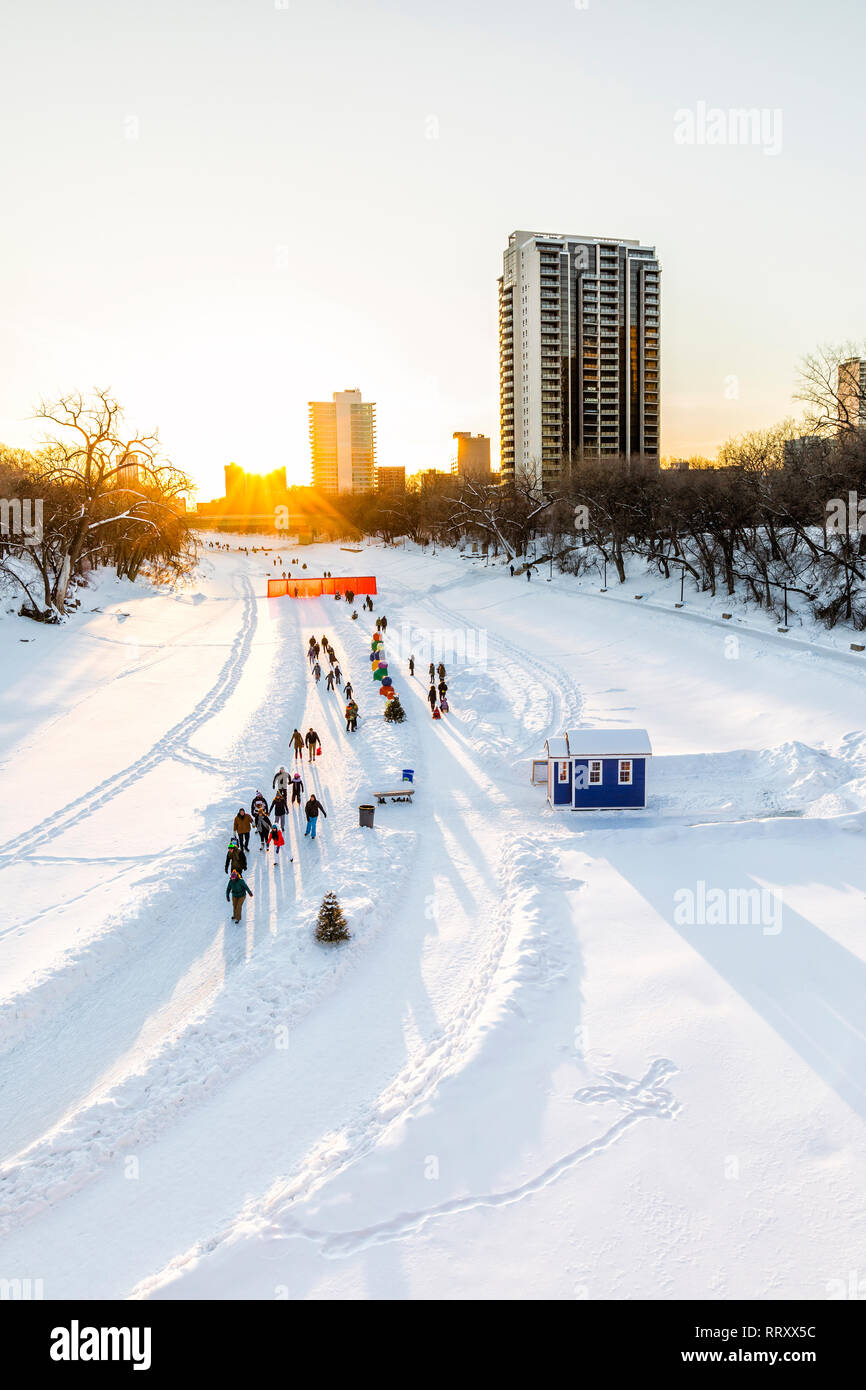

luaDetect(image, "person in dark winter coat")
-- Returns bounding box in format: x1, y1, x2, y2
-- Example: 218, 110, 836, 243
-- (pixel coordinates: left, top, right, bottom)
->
345, 699, 358, 732
291, 728, 304, 761
428, 662, 435, 681
251, 791, 268, 817
437, 663, 446, 680
304, 795, 327, 839
438, 680, 448, 698
334, 664, 342, 687
344, 680, 353, 700
225, 839, 247, 874
427, 685, 437, 711
313, 662, 321, 683
381, 616, 388, 631
290, 771, 304, 804
233, 808, 252, 851
226, 869, 253, 922
526, 567, 531, 581
325, 670, 335, 691
255, 808, 273, 850
305, 728, 320, 761
409, 655, 415, 676
509, 564, 514, 576
270, 788, 288, 830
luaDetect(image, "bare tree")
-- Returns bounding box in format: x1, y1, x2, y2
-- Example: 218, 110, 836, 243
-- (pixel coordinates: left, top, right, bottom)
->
795, 342, 866, 436
31, 389, 192, 613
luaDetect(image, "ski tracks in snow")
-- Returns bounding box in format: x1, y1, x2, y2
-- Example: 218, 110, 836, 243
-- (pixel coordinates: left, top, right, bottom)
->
266, 1060, 680, 1261
0, 577, 258, 863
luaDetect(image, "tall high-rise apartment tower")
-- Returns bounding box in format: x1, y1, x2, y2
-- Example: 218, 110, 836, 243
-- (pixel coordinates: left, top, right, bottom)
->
838, 358, 866, 430
309, 389, 377, 494
499, 230, 660, 486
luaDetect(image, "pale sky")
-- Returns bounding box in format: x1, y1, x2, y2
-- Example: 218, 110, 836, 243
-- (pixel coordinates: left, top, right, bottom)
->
1, 0, 864, 498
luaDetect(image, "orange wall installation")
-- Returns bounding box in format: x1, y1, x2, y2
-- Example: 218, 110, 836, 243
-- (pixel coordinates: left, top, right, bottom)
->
267, 576, 378, 598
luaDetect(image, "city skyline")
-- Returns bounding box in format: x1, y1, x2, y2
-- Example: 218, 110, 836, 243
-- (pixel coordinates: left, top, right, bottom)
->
2, 0, 865, 500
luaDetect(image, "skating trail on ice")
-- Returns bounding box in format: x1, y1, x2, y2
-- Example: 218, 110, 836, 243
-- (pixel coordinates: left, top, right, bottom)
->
1, 539, 865, 1299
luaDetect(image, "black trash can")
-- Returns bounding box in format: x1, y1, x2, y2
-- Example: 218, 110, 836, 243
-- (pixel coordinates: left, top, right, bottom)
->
359, 804, 375, 829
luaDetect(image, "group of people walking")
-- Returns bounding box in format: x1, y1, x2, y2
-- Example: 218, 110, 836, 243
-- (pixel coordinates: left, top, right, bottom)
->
224, 603, 390, 922
225, 773, 329, 921
411, 659, 449, 719
289, 726, 322, 762
310, 634, 342, 688
309, 632, 360, 732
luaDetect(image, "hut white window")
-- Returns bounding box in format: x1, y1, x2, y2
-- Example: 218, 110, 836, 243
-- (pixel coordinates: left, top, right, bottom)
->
589, 760, 602, 784
558, 760, 569, 782
618, 759, 633, 784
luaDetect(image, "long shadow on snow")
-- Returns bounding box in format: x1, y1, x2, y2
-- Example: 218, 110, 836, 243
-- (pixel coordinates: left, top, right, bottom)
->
601, 826, 866, 1122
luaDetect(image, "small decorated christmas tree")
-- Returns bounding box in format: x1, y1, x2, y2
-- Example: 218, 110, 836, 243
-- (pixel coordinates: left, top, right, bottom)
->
384, 695, 406, 723
315, 891, 350, 944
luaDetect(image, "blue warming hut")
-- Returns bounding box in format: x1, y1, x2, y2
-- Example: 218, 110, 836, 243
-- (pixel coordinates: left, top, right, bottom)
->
538, 728, 652, 810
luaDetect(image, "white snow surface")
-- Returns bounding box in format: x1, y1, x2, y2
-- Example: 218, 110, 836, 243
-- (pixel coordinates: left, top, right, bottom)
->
1, 539, 865, 1300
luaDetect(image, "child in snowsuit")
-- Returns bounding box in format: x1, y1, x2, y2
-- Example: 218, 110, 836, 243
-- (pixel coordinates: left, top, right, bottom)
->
268, 822, 286, 856
439, 695, 449, 714
427, 686, 437, 712
226, 869, 253, 922
225, 839, 247, 874
290, 771, 304, 805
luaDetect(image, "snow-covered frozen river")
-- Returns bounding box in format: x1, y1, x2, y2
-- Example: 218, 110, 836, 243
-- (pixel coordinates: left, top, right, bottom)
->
1, 539, 864, 1299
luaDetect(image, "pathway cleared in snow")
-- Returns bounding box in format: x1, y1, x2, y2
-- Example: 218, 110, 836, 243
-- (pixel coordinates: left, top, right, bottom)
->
1, 540, 865, 1299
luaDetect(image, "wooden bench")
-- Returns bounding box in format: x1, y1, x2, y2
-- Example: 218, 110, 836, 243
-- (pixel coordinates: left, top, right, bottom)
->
373, 788, 416, 805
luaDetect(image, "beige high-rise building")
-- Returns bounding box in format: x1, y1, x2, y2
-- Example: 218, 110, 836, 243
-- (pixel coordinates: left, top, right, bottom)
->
376, 466, 406, 493
309, 389, 376, 494
452, 432, 492, 480
838, 358, 866, 431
